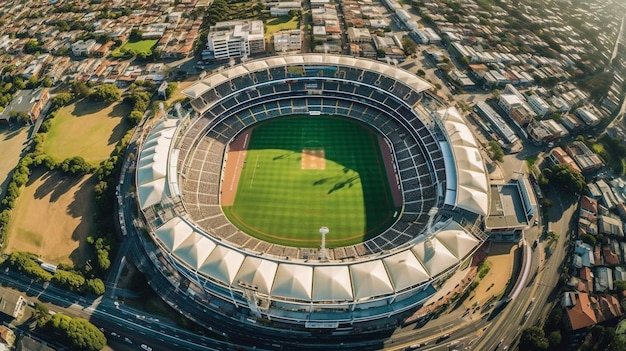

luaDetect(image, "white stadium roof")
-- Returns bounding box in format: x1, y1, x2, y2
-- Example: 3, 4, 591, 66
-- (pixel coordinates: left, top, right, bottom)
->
438, 107, 489, 216
183, 54, 432, 100
136, 118, 178, 210
148, 215, 480, 303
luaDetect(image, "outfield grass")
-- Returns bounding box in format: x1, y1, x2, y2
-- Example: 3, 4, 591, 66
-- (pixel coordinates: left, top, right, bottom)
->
222, 116, 399, 248
44, 100, 130, 163
265, 16, 300, 41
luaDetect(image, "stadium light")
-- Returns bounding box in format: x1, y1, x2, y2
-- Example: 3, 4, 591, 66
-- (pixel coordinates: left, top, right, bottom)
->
319, 226, 329, 261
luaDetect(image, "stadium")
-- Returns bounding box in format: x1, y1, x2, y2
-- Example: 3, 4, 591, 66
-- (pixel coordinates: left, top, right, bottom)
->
132, 54, 490, 335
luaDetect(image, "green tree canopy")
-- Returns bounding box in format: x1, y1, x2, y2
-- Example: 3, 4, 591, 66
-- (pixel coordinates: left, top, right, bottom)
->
542, 163, 588, 195
90, 83, 120, 103
47, 314, 106, 351
520, 326, 548, 351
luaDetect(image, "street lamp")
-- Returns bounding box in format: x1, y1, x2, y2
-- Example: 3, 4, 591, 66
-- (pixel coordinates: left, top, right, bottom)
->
319, 227, 329, 261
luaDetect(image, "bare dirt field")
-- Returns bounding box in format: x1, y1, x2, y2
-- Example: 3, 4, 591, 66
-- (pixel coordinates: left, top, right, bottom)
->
44, 100, 130, 164
0, 126, 29, 197
466, 242, 516, 306
4, 169, 95, 266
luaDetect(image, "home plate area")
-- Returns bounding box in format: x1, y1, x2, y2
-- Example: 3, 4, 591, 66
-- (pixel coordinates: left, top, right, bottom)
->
301, 149, 326, 170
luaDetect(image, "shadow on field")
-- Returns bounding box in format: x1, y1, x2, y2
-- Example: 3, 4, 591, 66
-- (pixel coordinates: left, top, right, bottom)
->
32, 169, 82, 203
67, 176, 96, 267
108, 116, 129, 146
71, 100, 114, 117
0, 126, 24, 141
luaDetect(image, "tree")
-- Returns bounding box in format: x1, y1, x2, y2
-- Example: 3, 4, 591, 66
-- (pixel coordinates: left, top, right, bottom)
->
547, 331, 561, 349
543, 164, 588, 195
128, 110, 143, 126
90, 83, 120, 103
46, 314, 106, 351
60, 156, 96, 175
520, 327, 548, 350
52, 270, 85, 292
165, 82, 178, 99
23, 39, 41, 54
401, 35, 417, 55
488, 140, 504, 162
608, 335, 626, 351
376, 49, 386, 58
71, 81, 92, 99
417, 69, 426, 77
51, 93, 73, 110
84, 278, 105, 295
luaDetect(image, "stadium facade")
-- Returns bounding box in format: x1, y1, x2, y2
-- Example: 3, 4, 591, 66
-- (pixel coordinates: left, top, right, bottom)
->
132, 54, 490, 334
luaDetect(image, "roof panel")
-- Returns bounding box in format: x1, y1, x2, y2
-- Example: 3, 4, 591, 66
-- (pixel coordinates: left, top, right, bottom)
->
435, 221, 480, 259
155, 217, 194, 251
199, 246, 245, 285
234, 257, 278, 295
272, 264, 313, 300
383, 250, 430, 291
350, 260, 394, 299
312, 266, 353, 301
412, 238, 459, 276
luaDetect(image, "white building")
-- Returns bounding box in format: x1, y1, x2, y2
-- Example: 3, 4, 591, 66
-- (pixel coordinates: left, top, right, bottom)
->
71, 39, 98, 56
273, 30, 302, 53
270, 2, 301, 16
527, 94, 551, 117
347, 28, 371, 43
206, 20, 265, 60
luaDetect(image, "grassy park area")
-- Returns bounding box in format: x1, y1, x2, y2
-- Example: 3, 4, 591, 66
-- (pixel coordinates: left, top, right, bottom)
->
111, 39, 158, 57
4, 169, 95, 265
44, 100, 130, 164
265, 16, 300, 41
222, 116, 398, 248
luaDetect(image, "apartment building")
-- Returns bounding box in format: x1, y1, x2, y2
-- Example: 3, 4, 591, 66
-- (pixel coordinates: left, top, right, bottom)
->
206, 20, 265, 60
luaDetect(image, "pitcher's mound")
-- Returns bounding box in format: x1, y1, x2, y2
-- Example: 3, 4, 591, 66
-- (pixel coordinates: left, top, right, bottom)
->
302, 149, 325, 170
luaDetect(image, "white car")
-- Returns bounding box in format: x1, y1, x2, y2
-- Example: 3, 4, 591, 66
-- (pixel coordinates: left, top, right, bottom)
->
141, 344, 152, 351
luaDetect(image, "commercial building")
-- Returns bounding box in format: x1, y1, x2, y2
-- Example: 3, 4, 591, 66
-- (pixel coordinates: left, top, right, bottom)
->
206, 20, 265, 60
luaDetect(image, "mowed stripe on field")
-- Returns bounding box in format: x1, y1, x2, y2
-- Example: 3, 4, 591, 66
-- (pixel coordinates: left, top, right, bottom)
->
222, 116, 399, 248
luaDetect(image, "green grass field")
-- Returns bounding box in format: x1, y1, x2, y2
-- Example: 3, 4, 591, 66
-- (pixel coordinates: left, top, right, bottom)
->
44, 100, 130, 163
222, 116, 399, 248
265, 16, 300, 41
111, 39, 158, 57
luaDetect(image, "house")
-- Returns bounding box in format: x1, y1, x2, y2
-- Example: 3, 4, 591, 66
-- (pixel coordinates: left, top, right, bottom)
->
0, 291, 26, 320
548, 147, 582, 173
16, 335, 56, 351
574, 240, 595, 268
0, 88, 50, 125
563, 292, 597, 330
71, 39, 98, 56
0, 326, 15, 349
594, 267, 613, 292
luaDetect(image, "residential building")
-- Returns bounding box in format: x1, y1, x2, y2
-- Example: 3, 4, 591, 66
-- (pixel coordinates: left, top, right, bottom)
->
273, 30, 302, 53
0, 88, 50, 125
473, 102, 518, 144
575, 107, 601, 126
71, 39, 98, 56
270, 2, 301, 16
564, 141, 603, 174
16, 335, 56, 351
527, 94, 551, 117
347, 28, 371, 44
563, 291, 597, 330
0, 326, 15, 349
0, 291, 25, 319
206, 20, 265, 60
548, 147, 582, 173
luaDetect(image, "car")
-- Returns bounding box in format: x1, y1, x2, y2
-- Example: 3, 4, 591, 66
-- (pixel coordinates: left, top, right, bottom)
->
110, 332, 120, 338
141, 344, 152, 351
124, 337, 132, 344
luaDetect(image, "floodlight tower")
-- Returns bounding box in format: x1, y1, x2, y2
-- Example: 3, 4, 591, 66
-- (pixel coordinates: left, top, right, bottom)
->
319, 226, 329, 261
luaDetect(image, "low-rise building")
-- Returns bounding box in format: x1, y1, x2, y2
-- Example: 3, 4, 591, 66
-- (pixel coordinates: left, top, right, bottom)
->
0, 88, 50, 125
71, 39, 98, 56
0, 291, 25, 320
564, 141, 603, 174
548, 147, 582, 173
273, 30, 302, 53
